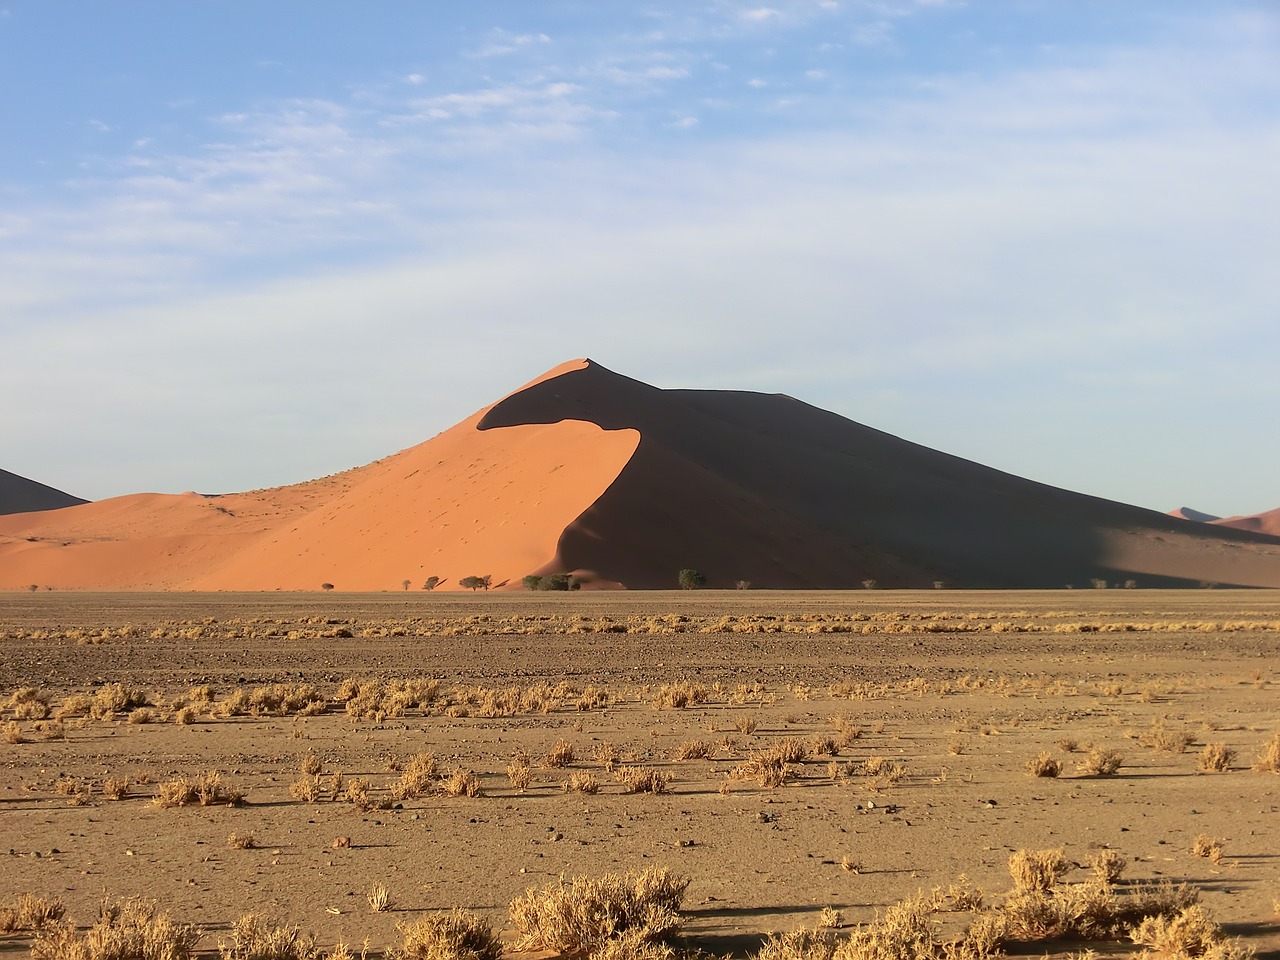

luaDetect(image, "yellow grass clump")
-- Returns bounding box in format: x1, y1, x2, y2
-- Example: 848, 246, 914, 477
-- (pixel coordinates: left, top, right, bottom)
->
152, 771, 244, 808
509, 867, 689, 955
1252, 733, 1280, 773
218, 915, 320, 960
391, 910, 502, 960
31, 898, 199, 960
0, 894, 65, 933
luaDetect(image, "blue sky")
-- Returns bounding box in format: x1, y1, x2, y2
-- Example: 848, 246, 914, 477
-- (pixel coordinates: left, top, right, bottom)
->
2, 1, 1277, 516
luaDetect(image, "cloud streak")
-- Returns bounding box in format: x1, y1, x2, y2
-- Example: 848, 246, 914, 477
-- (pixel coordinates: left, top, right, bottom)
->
1, 5, 1277, 516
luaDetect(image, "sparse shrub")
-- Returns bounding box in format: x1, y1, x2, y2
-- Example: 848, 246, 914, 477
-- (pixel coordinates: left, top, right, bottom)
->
1130, 904, 1250, 960
368, 885, 394, 913
55, 777, 93, 806
128, 707, 157, 725
756, 929, 837, 960
173, 707, 198, 726
393, 910, 502, 960
509, 867, 689, 955
300, 754, 323, 776
0, 894, 65, 932
153, 771, 244, 808
1140, 720, 1194, 754
1027, 753, 1062, 778
31, 897, 199, 960
1009, 849, 1069, 893
733, 716, 758, 735
7, 687, 52, 720
563, 771, 601, 794
290, 774, 323, 803
728, 754, 788, 789
390, 753, 438, 800
507, 751, 533, 792
227, 832, 257, 850
103, 777, 131, 801
4, 720, 25, 743
1252, 733, 1280, 773
592, 741, 619, 771
1197, 743, 1235, 773
1058, 738, 1080, 753
652, 682, 707, 709
817, 906, 844, 929
1077, 748, 1124, 776
441, 769, 483, 798
1191, 835, 1224, 865
1089, 849, 1126, 884
677, 569, 706, 590
673, 740, 709, 761
544, 740, 575, 767
218, 914, 321, 960
614, 766, 670, 794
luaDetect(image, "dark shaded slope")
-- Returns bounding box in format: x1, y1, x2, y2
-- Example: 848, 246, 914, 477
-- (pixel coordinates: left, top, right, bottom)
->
480, 361, 1280, 588
0, 469, 87, 516
1214, 507, 1280, 538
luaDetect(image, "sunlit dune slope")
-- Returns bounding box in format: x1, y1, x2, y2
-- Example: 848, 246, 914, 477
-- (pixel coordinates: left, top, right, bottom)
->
0, 360, 639, 590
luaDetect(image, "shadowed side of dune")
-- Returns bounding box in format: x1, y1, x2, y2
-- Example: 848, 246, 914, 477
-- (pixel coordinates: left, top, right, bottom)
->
1214, 507, 1280, 538
480, 361, 1280, 588
0, 469, 87, 516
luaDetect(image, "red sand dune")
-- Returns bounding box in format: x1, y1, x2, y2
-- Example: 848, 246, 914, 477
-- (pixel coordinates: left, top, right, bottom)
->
1168, 506, 1221, 523
3, 358, 1280, 590
1213, 507, 1280, 539
0, 468, 86, 516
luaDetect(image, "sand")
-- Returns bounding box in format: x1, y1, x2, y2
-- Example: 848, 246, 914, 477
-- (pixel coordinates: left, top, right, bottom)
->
2, 590, 1279, 960
4, 359, 1280, 591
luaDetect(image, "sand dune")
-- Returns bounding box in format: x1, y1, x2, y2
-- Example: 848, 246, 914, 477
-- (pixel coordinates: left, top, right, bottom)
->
1168, 506, 1221, 522
0, 468, 86, 516
3, 358, 1280, 590
1213, 506, 1280, 538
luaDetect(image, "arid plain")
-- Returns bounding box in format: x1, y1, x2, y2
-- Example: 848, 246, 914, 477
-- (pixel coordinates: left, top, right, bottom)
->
2, 590, 1278, 960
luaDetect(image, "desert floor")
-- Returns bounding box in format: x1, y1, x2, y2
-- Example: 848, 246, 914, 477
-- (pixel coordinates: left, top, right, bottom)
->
2, 589, 1278, 959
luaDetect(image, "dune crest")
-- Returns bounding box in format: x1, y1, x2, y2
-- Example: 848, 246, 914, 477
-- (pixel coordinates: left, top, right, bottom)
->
0, 468, 87, 516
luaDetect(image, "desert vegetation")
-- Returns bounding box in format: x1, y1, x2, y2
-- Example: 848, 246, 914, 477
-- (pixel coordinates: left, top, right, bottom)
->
1, 590, 1278, 958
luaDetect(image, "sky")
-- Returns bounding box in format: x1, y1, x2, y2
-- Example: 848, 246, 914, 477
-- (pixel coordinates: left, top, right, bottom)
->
2, 1, 1277, 517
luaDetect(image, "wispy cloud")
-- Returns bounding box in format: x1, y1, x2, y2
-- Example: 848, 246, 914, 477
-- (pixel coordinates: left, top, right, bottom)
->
2, 6, 1277, 513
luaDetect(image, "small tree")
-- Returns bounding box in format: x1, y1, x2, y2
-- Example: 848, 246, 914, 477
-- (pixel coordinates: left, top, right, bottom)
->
539, 573, 572, 591
678, 569, 706, 590
28, 584, 38, 593
321, 583, 335, 592
460, 575, 490, 592
522, 575, 543, 591
861, 579, 877, 590
422, 576, 441, 591
401, 579, 411, 591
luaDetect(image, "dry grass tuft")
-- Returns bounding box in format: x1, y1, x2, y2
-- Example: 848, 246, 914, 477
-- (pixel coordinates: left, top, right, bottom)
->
563, 771, 601, 794
1191, 835, 1224, 865
1008, 849, 1068, 893
218, 914, 320, 960
544, 740, 575, 768
652, 682, 707, 709
3, 719, 25, 743
1130, 904, 1252, 960
440, 769, 483, 798
227, 833, 257, 850
733, 715, 759, 735
1197, 743, 1235, 773
55, 777, 94, 806
507, 751, 534, 792
152, 771, 244, 808
0, 894, 65, 933
816, 906, 844, 929
1026, 753, 1062, 778
509, 867, 689, 955
31, 897, 199, 960
1089, 849, 1126, 884
1076, 748, 1124, 777
755, 929, 837, 960
615, 766, 671, 794
389, 753, 438, 801
729, 753, 789, 789
672, 740, 709, 761
368, 886, 394, 913
392, 910, 502, 960
1251, 733, 1280, 773
103, 778, 131, 801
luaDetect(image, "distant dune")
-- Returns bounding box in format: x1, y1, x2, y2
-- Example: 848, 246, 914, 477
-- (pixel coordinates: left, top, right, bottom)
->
0, 469, 87, 516
1168, 507, 1221, 523
3, 358, 1280, 590
1213, 507, 1280, 539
